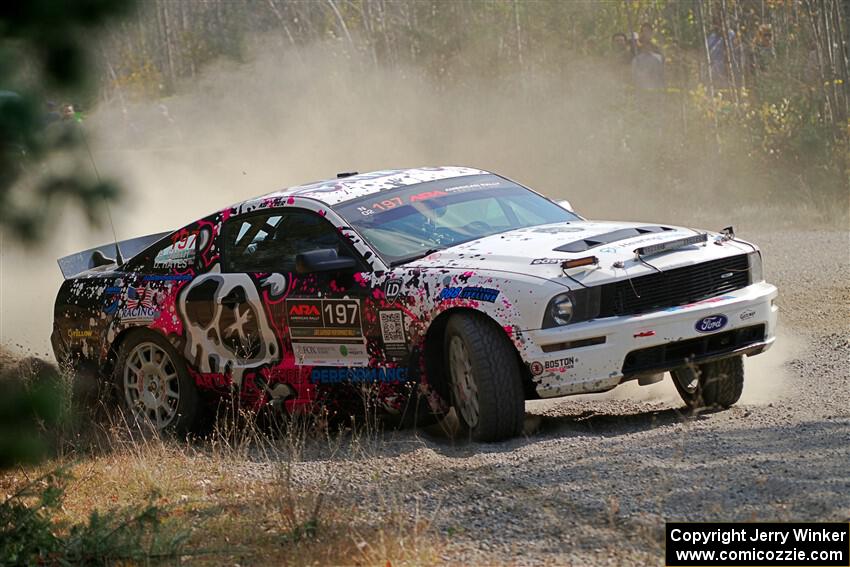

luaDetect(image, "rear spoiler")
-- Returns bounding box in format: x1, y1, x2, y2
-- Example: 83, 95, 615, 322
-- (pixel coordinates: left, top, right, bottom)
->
57, 231, 171, 279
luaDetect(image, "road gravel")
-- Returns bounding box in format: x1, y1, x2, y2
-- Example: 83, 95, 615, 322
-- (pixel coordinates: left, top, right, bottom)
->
237, 229, 850, 565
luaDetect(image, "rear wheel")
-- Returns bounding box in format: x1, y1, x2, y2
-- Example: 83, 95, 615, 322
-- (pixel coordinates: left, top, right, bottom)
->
671, 355, 744, 410
114, 331, 200, 435
444, 313, 524, 442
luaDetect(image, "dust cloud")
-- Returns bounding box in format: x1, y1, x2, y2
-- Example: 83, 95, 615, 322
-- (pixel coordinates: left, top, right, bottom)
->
567, 328, 799, 406
0, 40, 808, 359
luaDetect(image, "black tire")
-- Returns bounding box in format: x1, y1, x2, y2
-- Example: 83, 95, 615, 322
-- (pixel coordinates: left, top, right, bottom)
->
113, 330, 201, 435
444, 313, 525, 442
671, 355, 744, 410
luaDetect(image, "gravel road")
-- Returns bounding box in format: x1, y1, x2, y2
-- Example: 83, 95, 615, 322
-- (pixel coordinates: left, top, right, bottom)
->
237, 229, 850, 565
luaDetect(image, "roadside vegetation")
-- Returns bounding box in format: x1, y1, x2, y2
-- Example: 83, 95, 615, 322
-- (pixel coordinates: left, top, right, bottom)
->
95, 0, 848, 220
0, 350, 441, 565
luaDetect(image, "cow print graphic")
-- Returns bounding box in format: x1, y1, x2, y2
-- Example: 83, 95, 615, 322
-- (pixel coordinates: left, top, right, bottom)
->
178, 274, 280, 387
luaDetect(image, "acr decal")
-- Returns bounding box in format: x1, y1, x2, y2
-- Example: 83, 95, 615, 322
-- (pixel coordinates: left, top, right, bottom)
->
379, 310, 409, 361
286, 298, 368, 366
439, 286, 500, 303
310, 366, 410, 384
739, 309, 756, 321
695, 314, 728, 334
530, 361, 544, 376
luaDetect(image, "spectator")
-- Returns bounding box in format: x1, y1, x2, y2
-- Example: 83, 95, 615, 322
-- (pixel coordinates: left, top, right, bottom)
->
631, 23, 665, 91
639, 22, 662, 55
752, 24, 775, 73
612, 32, 633, 63
611, 32, 634, 83
706, 22, 744, 88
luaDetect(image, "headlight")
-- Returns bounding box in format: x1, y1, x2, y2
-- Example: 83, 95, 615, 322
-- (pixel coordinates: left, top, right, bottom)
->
748, 251, 763, 283
542, 288, 601, 328
549, 293, 574, 325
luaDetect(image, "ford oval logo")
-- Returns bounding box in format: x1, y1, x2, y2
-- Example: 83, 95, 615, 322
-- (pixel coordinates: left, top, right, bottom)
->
695, 314, 728, 333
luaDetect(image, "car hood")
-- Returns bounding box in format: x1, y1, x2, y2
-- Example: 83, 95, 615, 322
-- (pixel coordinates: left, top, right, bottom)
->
406, 221, 756, 287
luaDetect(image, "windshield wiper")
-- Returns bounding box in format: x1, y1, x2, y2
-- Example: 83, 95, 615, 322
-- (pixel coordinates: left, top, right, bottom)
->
389, 247, 445, 267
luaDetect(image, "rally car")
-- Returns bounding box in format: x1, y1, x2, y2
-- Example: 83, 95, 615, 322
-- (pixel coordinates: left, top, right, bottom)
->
52, 167, 778, 441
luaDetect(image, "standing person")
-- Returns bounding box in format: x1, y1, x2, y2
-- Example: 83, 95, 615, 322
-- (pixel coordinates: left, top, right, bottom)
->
706, 20, 743, 89
632, 23, 665, 91
639, 22, 662, 55
752, 24, 775, 73
612, 32, 633, 64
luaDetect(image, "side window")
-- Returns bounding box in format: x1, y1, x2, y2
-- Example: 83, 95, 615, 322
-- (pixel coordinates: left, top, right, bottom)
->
224, 210, 353, 273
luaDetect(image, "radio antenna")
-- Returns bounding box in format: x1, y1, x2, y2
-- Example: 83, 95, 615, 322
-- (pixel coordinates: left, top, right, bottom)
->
79, 122, 123, 265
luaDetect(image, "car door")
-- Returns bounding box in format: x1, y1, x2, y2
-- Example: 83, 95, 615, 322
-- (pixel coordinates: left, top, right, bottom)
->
219, 208, 380, 377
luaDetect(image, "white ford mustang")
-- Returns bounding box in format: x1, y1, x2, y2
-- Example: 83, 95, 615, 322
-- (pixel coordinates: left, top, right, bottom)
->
53, 166, 778, 441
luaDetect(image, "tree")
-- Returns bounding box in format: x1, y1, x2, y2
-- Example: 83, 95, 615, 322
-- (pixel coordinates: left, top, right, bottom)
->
0, 0, 133, 468
0, 0, 133, 244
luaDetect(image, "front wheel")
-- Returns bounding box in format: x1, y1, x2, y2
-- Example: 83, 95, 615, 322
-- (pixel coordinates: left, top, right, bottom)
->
671, 355, 744, 410
444, 313, 525, 442
114, 331, 201, 435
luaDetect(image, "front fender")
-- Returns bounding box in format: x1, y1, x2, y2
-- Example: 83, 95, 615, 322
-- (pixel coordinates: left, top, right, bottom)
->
408, 268, 566, 362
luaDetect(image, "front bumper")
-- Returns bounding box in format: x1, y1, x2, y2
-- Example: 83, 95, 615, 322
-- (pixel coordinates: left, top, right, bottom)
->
523, 282, 778, 397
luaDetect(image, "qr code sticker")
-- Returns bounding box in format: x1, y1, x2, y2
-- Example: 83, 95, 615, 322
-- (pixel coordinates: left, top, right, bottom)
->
380, 310, 405, 344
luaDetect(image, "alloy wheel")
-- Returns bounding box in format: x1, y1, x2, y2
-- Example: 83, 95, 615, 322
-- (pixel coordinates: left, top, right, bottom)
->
123, 341, 181, 430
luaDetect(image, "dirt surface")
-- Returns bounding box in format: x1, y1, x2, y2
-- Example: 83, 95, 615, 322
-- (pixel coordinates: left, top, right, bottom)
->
232, 228, 849, 565
3, 229, 847, 565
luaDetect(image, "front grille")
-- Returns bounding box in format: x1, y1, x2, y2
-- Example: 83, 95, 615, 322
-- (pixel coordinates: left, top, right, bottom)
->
598, 254, 750, 317
622, 324, 766, 375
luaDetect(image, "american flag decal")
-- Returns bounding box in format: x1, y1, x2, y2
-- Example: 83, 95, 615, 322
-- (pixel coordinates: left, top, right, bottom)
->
126, 286, 155, 309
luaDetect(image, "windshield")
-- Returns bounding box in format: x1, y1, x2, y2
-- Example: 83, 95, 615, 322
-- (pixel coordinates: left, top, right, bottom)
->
334, 174, 579, 266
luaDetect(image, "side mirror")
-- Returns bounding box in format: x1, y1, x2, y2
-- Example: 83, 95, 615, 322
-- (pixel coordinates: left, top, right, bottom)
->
296, 248, 356, 274
557, 199, 575, 212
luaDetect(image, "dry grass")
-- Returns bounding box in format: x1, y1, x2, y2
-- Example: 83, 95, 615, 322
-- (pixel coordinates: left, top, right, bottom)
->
2, 426, 443, 566
0, 354, 444, 565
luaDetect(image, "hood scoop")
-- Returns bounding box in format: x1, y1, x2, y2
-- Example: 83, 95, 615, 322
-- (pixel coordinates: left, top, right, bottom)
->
553, 225, 675, 253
